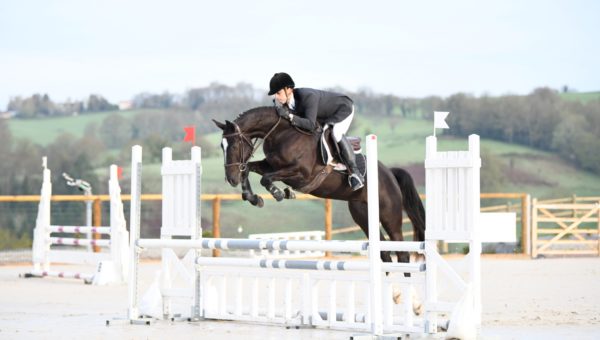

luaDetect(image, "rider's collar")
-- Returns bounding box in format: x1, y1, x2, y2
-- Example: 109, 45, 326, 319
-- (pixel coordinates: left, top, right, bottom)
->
287, 93, 296, 110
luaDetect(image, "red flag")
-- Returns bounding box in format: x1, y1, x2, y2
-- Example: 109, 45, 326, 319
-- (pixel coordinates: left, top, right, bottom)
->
183, 125, 196, 146
117, 166, 123, 180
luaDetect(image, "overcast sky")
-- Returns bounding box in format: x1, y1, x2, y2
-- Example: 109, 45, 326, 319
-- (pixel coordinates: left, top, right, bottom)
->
1, 0, 598, 109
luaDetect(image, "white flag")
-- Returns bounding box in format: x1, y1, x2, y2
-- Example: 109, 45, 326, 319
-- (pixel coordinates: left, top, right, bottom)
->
434, 111, 449, 129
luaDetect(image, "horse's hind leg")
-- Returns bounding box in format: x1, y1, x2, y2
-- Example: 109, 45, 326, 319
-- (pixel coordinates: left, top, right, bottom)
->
380, 203, 423, 314
380, 211, 410, 273
381, 229, 411, 279
347, 201, 393, 263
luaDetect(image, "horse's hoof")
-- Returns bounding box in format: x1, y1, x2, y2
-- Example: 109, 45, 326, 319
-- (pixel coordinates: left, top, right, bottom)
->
393, 290, 402, 305
272, 188, 284, 202
284, 187, 296, 199
246, 194, 264, 208
413, 302, 423, 316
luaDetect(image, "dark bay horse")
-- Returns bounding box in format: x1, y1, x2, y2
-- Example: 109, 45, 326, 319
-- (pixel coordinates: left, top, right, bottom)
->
213, 106, 425, 265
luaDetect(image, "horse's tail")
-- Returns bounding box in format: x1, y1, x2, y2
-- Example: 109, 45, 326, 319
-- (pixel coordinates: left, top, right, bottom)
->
391, 168, 426, 242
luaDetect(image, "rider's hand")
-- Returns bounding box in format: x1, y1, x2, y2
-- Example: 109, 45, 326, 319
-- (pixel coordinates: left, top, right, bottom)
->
276, 105, 290, 119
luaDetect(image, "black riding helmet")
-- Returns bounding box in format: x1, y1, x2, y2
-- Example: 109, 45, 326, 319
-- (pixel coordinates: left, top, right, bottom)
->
268, 72, 295, 95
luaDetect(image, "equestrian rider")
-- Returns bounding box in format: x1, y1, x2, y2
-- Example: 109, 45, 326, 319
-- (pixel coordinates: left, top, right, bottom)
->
268, 72, 364, 191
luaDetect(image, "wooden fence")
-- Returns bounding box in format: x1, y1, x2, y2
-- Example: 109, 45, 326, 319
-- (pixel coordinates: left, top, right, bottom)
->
531, 199, 600, 258
7, 193, 600, 258
0, 192, 531, 255
11, 192, 600, 258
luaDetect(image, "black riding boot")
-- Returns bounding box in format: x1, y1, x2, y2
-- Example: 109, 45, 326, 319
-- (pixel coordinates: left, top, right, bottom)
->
338, 136, 364, 191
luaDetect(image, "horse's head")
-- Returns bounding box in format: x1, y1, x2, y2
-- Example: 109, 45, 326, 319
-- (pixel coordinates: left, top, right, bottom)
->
213, 107, 283, 186
213, 119, 255, 187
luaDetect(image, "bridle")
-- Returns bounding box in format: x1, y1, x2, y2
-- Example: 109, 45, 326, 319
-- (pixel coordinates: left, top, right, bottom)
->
222, 116, 282, 173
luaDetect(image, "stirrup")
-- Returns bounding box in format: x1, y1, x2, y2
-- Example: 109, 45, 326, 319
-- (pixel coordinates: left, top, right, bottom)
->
348, 174, 364, 191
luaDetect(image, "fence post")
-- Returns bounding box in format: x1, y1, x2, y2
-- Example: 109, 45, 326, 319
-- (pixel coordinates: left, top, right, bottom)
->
531, 198, 538, 258
212, 196, 221, 257
324, 199, 332, 257
521, 194, 531, 256
93, 198, 102, 252
597, 201, 600, 256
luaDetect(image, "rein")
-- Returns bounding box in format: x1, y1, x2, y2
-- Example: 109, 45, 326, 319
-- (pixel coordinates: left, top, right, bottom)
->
222, 116, 282, 171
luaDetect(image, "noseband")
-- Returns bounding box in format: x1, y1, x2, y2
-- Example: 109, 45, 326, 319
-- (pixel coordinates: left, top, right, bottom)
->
222, 117, 282, 173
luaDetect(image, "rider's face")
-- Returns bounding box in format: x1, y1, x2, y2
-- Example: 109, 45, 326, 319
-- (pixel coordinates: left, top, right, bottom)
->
274, 87, 292, 105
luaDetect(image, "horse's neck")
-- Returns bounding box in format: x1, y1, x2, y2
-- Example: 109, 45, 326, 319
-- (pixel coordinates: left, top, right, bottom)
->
238, 113, 277, 138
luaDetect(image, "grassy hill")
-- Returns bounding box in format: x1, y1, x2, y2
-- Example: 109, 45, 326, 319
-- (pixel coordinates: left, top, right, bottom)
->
7, 111, 600, 238
560, 91, 600, 103
8, 109, 142, 145
8, 110, 600, 197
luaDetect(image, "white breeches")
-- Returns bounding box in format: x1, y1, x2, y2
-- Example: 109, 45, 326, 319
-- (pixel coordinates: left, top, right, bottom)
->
332, 106, 355, 142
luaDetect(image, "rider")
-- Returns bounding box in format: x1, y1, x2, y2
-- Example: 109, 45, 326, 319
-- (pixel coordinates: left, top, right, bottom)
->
268, 72, 364, 191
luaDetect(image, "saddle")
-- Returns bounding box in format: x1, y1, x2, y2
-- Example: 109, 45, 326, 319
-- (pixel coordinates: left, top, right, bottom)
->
318, 125, 366, 175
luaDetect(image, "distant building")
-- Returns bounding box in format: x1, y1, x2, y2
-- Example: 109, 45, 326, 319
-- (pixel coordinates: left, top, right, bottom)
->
0, 111, 16, 119
119, 100, 132, 110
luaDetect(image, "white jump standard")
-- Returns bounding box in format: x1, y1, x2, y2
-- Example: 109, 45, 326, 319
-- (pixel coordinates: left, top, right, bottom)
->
27, 162, 129, 285
127, 130, 484, 338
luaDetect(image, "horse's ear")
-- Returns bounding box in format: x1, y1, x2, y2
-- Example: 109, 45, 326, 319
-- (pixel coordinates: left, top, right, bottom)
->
225, 120, 235, 130
212, 119, 226, 130
226, 120, 241, 133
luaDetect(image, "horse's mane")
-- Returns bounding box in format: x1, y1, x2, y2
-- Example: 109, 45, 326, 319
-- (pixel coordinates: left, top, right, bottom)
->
236, 106, 274, 120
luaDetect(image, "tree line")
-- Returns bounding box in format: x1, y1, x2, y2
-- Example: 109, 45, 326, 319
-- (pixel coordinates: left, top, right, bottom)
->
129, 83, 424, 119
5, 84, 600, 176
431, 88, 600, 174
105, 84, 600, 177
6, 94, 118, 118
0, 118, 106, 247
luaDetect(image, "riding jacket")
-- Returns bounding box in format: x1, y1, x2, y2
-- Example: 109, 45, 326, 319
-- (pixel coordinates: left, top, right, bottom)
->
288, 88, 353, 132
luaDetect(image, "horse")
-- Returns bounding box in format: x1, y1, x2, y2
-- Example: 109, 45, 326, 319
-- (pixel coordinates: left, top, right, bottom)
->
212, 106, 426, 267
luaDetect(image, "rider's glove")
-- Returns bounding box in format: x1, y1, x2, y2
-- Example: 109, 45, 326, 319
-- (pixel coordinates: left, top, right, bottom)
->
276, 105, 291, 119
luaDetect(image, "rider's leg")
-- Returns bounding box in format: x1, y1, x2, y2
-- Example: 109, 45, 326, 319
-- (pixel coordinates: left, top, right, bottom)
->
332, 108, 364, 191
337, 135, 364, 190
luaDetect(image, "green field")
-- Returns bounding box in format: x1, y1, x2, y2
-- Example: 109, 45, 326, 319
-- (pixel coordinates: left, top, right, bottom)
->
8, 111, 600, 238
8, 109, 143, 145
560, 91, 600, 103
9, 112, 600, 197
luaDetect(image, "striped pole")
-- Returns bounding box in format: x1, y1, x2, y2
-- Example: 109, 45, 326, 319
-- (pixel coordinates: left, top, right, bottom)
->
49, 226, 111, 234
49, 237, 110, 247
29, 269, 94, 283
195, 257, 425, 273
136, 238, 424, 253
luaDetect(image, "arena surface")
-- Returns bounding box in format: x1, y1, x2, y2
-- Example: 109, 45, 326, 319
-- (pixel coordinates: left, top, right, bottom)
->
1, 257, 599, 339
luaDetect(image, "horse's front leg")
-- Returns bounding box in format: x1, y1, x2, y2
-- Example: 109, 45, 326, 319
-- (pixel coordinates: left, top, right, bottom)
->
247, 160, 295, 201
259, 166, 305, 202
238, 159, 274, 207
240, 170, 264, 207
